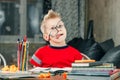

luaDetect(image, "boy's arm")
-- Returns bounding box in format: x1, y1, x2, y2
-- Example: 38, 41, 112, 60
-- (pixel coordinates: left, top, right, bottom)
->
29, 55, 42, 67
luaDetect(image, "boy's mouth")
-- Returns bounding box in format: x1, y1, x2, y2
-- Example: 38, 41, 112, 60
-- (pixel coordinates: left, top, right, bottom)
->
56, 34, 63, 39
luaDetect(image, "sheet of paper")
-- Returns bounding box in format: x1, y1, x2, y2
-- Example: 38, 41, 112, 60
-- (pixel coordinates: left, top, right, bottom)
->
29, 67, 72, 73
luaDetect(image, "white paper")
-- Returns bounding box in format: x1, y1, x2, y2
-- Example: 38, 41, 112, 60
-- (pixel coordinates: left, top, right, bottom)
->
29, 67, 72, 73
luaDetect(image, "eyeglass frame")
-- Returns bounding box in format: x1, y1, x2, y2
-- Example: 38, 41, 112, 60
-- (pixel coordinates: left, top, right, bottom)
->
49, 20, 65, 37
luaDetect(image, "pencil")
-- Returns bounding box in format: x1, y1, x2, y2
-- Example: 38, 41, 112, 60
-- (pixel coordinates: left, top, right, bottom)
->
22, 36, 27, 71
17, 38, 20, 71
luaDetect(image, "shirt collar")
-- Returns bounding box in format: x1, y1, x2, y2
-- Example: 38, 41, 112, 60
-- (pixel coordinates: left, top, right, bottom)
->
49, 45, 68, 49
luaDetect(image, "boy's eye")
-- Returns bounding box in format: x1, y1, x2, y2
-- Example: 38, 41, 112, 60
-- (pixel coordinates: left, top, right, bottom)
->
57, 25, 63, 28
51, 27, 56, 30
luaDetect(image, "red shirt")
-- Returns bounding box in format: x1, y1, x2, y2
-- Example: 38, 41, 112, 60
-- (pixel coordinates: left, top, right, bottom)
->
30, 45, 82, 68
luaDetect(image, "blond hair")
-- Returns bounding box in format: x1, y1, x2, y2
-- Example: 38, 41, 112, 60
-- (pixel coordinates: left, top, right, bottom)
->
40, 10, 61, 33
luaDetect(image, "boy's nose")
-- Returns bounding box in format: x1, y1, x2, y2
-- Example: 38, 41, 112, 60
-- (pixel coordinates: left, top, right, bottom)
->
55, 27, 61, 31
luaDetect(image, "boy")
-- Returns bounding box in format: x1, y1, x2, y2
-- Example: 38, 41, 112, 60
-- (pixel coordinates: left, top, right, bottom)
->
30, 10, 82, 68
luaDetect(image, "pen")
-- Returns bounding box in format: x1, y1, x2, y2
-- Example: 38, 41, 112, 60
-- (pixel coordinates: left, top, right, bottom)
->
17, 38, 20, 71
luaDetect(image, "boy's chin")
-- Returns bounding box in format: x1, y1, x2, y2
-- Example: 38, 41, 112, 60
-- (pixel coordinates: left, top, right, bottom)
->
53, 39, 66, 43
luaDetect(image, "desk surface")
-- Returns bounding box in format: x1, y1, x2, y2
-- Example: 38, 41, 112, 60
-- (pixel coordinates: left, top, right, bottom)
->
0, 67, 111, 80
0, 75, 110, 80
0, 72, 110, 80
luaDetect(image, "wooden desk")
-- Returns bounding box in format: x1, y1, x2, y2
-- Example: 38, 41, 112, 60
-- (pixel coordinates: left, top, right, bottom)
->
0, 73, 110, 80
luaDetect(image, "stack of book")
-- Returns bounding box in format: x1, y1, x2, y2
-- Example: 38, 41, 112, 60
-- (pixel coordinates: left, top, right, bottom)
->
70, 60, 116, 76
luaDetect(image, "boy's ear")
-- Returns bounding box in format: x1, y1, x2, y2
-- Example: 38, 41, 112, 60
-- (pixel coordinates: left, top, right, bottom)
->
43, 34, 49, 41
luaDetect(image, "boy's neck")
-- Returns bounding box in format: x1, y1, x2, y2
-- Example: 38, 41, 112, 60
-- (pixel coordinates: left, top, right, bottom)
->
50, 42, 67, 47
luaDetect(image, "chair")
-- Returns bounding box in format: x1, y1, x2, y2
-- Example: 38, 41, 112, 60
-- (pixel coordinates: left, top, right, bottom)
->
0, 53, 7, 67
81, 53, 90, 60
